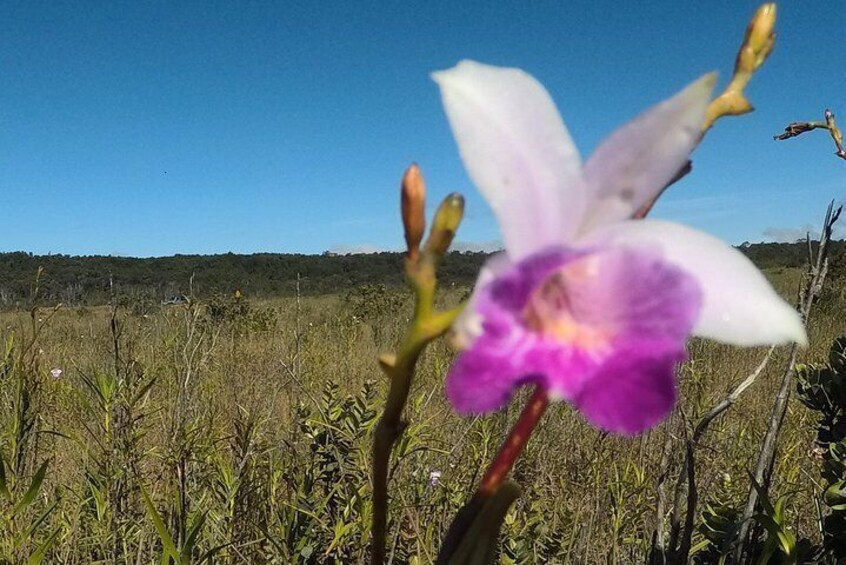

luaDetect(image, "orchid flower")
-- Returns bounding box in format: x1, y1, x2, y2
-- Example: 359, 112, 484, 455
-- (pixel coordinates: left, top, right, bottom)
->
433, 60, 807, 435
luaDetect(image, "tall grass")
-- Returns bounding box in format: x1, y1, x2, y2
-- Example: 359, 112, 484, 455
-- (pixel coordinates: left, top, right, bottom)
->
0, 269, 842, 563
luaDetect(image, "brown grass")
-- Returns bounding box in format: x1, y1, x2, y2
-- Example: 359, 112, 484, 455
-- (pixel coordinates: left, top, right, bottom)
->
0, 266, 840, 563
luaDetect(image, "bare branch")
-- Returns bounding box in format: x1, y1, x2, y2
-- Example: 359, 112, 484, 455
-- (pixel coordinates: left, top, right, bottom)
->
773, 120, 828, 140
650, 415, 678, 565
774, 108, 846, 162
664, 347, 774, 561
733, 200, 843, 562
678, 431, 698, 563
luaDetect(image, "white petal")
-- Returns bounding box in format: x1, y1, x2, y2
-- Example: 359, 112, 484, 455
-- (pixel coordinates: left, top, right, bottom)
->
585, 219, 807, 347
450, 252, 512, 350
579, 74, 716, 234
433, 60, 585, 260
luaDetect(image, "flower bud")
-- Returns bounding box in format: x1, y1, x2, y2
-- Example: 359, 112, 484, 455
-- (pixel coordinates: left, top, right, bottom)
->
401, 164, 426, 261
424, 193, 464, 257
741, 3, 776, 71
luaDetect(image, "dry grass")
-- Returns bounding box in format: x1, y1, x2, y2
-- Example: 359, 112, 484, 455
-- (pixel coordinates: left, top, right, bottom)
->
0, 267, 841, 563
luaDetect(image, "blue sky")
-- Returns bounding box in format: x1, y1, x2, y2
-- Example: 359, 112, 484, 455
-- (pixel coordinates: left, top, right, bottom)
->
1, 1, 843, 257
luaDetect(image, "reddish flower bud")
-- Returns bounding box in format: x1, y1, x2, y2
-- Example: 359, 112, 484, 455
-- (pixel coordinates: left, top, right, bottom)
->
401, 164, 426, 261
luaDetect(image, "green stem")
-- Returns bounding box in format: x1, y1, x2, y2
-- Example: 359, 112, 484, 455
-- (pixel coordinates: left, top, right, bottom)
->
370, 300, 461, 565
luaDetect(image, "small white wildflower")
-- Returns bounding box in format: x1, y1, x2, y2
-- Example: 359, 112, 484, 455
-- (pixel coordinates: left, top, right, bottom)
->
50, 368, 63, 380
428, 470, 442, 487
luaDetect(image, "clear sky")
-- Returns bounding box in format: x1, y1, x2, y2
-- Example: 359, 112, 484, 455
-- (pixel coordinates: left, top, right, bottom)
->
1, 1, 844, 257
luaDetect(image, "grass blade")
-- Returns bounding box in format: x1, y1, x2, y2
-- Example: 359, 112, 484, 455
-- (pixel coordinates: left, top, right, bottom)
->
14, 460, 49, 515
141, 488, 179, 562
181, 511, 207, 561
27, 528, 60, 565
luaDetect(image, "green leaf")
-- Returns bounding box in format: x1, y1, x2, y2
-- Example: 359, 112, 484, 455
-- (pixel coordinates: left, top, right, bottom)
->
141, 488, 179, 562
89, 480, 106, 522
197, 542, 233, 564
20, 501, 58, 549
824, 480, 846, 509
14, 460, 49, 516
27, 528, 60, 565
753, 513, 796, 561
688, 538, 711, 555
181, 512, 207, 561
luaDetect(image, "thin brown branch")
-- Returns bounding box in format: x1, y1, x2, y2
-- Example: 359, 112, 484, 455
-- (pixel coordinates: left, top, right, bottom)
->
664, 348, 774, 561
678, 432, 697, 564
774, 108, 846, 162
667, 409, 691, 558
650, 418, 677, 565
733, 201, 842, 562
773, 121, 828, 140
692, 347, 777, 445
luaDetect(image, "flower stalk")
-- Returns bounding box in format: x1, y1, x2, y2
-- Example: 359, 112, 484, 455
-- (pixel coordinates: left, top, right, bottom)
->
703, 3, 776, 131
371, 165, 464, 565
477, 387, 549, 496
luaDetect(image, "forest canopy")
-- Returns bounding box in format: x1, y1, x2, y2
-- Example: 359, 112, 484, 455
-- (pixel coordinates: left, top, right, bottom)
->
0, 240, 841, 308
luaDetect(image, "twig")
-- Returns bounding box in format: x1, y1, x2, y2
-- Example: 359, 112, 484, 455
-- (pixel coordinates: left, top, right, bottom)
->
650, 417, 677, 565
692, 347, 776, 443
665, 196, 840, 565
733, 201, 842, 562
666, 346, 775, 562
667, 409, 691, 561
774, 109, 846, 161
678, 424, 698, 563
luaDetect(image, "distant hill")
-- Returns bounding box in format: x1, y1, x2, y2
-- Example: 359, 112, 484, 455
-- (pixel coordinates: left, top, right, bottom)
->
0, 240, 842, 308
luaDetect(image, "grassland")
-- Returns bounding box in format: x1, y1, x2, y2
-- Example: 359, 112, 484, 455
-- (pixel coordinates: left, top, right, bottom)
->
0, 262, 843, 563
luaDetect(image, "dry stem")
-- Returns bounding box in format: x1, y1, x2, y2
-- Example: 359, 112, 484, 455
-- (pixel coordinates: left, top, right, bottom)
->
774, 109, 846, 162
732, 202, 842, 562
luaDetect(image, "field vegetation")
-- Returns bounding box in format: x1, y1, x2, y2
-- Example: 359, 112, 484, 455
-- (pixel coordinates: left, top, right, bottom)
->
0, 243, 843, 563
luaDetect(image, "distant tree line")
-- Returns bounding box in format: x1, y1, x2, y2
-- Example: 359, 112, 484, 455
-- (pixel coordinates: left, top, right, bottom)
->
740, 239, 845, 270
0, 241, 841, 309
0, 251, 489, 308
